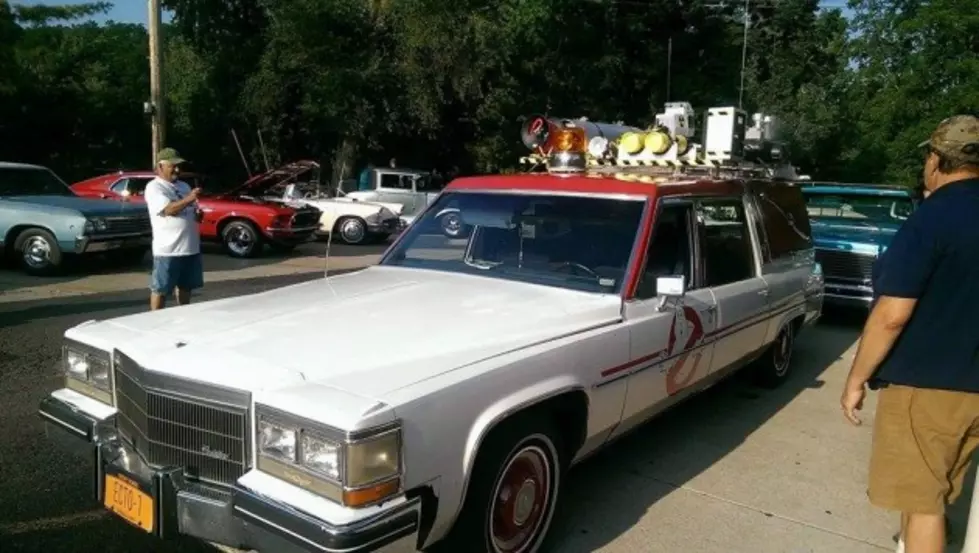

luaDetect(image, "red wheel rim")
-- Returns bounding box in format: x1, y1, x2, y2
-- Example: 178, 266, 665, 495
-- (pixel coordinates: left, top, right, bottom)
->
490, 445, 551, 553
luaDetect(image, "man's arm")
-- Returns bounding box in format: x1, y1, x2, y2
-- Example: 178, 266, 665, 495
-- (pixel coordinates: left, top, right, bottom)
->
145, 182, 198, 217
841, 203, 940, 424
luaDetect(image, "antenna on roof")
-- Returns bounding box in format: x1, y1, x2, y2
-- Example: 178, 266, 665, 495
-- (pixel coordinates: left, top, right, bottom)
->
257, 129, 272, 172
231, 129, 252, 178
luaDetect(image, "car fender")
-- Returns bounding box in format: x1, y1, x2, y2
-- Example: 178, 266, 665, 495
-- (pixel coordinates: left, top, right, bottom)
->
426, 375, 586, 541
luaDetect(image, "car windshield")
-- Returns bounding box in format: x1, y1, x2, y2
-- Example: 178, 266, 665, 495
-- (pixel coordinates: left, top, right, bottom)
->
803, 191, 914, 222
381, 191, 646, 294
0, 166, 74, 197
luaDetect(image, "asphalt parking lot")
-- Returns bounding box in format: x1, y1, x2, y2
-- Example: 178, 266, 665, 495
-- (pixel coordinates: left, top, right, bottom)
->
1, 249, 975, 553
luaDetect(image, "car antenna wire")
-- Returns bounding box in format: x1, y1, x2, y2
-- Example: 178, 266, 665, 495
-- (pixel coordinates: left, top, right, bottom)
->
322, 179, 338, 298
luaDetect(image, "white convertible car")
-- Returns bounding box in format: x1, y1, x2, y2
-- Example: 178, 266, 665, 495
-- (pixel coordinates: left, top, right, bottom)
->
262, 160, 405, 245
38, 103, 823, 553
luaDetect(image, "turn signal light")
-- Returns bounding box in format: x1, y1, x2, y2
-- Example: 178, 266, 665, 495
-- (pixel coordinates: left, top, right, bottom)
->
343, 478, 401, 508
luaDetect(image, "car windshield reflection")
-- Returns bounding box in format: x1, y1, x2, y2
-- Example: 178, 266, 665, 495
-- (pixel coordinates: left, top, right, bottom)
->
0, 166, 75, 197
382, 191, 645, 294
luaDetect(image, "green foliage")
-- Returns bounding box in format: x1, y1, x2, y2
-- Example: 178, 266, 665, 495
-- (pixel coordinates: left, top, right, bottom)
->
0, 0, 976, 188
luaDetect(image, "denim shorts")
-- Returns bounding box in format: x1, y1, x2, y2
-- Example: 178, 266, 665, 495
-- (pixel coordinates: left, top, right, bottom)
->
150, 253, 204, 295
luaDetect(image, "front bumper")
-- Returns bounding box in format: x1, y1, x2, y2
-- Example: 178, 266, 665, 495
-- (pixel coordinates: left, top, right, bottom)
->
75, 234, 151, 254
367, 217, 400, 235
266, 226, 320, 244
823, 280, 873, 309
38, 394, 422, 553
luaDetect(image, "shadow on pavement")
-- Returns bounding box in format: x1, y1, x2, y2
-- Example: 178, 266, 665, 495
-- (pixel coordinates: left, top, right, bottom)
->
545, 312, 866, 552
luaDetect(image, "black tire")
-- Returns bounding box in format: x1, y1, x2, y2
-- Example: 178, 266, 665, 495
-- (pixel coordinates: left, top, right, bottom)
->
438, 413, 564, 553
333, 216, 368, 245
753, 322, 795, 389
221, 219, 263, 258
439, 211, 466, 238
14, 228, 64, 276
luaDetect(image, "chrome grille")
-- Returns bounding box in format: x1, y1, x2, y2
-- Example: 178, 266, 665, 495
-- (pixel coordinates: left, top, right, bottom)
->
113, 352, 251, 486
291, 209, 320, 228
815, 248, 875, 283
103, 215, 151, 235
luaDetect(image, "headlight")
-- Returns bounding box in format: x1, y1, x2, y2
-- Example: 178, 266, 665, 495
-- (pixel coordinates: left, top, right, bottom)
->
255, 404, 401, 508
84, 218, 108, 233
63, 340, 112, 405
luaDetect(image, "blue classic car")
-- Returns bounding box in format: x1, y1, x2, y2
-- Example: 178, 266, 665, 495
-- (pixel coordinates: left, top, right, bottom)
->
799, 182, 919, 308
0, 162, 152, 275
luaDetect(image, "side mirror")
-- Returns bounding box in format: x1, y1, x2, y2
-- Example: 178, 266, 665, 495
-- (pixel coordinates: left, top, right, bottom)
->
656, 275, 686, 311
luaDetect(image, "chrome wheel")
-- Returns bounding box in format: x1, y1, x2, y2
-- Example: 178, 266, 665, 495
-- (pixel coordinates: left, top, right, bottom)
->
488, 443, 553, 553
338, 218, 366, 244
22, 236, 52, 269
441, 212, 463, 238
773, 326, 793, 377
227, 226, 255, 256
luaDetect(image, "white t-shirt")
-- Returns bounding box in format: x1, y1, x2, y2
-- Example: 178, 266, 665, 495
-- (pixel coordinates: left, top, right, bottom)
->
144, 177, 201, 256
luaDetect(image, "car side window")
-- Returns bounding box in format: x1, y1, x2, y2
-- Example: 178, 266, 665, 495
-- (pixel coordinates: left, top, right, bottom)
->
379, 173, 411, 190
696, 197, 756, 287
756, 186, 812, 259
635, 203, 694, 300
109, 178, 129, 194
128, 177, 154, 196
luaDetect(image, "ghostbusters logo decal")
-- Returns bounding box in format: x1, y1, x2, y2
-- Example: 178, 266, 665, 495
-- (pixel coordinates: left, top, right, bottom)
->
665, 306, 707, 396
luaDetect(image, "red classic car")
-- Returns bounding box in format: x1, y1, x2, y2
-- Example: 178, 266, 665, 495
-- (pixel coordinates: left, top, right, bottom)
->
71, 165, 322, 258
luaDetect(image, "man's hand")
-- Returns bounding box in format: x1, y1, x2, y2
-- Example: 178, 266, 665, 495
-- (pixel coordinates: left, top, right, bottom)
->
188, 187, 202, 200
841, 381, 866, 426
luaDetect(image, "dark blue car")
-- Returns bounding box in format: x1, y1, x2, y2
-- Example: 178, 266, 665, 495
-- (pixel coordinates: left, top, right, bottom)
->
799, 182, 919, 308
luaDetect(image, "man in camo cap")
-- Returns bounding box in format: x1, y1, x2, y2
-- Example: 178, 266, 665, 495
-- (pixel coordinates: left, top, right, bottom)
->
842, 114, 979, 553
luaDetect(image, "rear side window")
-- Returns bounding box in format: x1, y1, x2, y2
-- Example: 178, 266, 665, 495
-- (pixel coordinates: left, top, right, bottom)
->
755, 185, 812, 259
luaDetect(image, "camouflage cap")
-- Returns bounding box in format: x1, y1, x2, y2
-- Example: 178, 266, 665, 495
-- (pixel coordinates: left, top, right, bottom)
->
918, 115, 979, 164
156, 147, 187, 165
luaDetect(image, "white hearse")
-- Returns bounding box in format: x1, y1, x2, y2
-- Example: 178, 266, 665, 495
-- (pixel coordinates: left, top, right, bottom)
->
38, 103, 823, 553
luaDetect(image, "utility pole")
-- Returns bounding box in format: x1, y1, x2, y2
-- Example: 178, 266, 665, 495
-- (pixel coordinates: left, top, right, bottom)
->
148, 0, 165, 164
738, 0, 749, 108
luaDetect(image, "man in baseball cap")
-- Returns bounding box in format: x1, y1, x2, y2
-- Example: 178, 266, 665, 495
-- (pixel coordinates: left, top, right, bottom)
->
144, 147, 203, 310
842, 114, 979, 553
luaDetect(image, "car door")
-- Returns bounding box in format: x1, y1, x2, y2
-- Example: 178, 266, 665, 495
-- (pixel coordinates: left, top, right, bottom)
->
696, 195, 771, 374
611, 199, 719, 438
746, 183, 814, 341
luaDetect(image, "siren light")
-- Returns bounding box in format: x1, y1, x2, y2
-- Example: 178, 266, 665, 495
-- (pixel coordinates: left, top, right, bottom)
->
521, 114, 641, 157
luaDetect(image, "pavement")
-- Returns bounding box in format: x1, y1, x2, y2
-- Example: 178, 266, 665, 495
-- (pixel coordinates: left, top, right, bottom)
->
1, 245, 976, 553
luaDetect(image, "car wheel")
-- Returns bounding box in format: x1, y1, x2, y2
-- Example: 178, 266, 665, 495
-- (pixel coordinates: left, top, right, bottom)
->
439, 211, 465, 238
440, 414, 564, 553
334, 217, 368, 245
753, 322, 795, 388
14, 228, 63, 276
222, 220, 263, 258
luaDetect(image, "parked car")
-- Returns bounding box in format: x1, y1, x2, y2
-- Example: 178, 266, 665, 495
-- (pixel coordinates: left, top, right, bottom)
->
0, 162, 151, 275
268, 160, 404, 245
39, 168, 823, 553
341, 166, 445, 227
71, 165, 322, 258
799, 182, 919, 308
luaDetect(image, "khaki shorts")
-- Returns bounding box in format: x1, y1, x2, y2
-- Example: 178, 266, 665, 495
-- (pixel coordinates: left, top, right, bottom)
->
869, 384, 979, 514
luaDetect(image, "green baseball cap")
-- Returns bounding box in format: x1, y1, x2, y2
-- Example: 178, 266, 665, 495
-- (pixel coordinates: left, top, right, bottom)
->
156, 147, 187, 165
917, 115, 979, 164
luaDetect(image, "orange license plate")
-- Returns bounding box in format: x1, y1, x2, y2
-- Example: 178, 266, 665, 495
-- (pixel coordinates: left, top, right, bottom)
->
103, 473, 154, 533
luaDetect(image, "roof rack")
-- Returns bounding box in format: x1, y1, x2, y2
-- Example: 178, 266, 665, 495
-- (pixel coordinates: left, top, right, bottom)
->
518, 102, 800, 181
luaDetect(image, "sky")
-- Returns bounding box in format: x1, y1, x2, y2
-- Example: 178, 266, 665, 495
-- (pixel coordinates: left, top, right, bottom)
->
14, 0, 853, 25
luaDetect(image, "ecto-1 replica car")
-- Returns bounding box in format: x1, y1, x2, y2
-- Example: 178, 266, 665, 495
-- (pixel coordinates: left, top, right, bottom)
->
800, 181, 918, 307
38, 101, 823, 553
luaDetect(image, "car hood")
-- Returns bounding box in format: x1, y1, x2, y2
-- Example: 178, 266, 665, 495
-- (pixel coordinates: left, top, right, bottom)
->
77, 266, 622, 400
810, 217, 900, 252
303, 197, 403, 217
226, 160, 319, 197
6, 195, 147, 216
